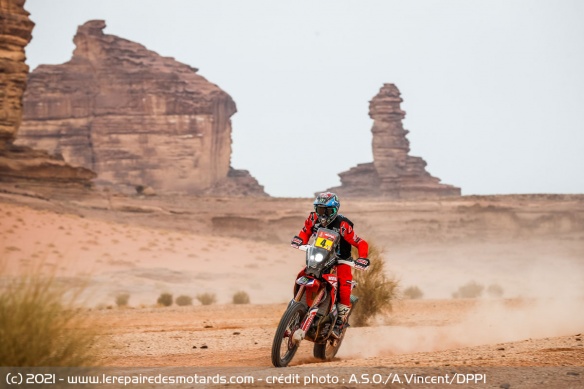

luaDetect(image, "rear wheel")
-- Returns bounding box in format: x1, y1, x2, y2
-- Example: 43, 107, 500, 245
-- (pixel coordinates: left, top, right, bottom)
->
313, 327, 347, 360
271, 302, 306, 367
313, 298, 358, 361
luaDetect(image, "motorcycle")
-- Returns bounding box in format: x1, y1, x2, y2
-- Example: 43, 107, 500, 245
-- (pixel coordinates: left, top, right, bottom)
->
271, 227, 370, 367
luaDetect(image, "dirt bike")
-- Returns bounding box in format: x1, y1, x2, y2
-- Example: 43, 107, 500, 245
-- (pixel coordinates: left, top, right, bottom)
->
271, 227, 370, 367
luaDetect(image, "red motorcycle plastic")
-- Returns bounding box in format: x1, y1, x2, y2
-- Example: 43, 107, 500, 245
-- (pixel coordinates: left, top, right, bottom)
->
271, 227, 368, 367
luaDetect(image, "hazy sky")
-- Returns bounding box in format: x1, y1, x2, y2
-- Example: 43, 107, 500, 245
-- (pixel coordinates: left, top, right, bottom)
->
24, 0, 584, 197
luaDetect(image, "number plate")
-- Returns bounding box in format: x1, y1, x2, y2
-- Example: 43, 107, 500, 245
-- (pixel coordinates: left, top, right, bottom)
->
314, 236, 333, 251
315, 230, 336, 251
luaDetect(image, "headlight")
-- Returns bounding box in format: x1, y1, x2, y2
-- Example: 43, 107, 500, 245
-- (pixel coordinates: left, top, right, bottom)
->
314, 253, 324, 262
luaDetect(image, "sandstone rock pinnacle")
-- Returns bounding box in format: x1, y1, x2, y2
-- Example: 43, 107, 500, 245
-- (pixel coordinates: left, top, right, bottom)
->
325, 83, 460, 198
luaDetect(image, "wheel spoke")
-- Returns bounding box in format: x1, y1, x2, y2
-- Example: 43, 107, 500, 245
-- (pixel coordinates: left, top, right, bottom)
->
271, 303, 306, 367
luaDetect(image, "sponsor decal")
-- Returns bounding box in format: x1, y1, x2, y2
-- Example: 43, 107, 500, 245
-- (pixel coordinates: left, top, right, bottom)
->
340, 223, 353, 236
317, 230, 337, 240
296, 276, 313, 285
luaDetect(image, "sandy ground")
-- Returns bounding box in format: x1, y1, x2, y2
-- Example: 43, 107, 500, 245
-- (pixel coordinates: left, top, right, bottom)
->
1, 187, 583, 387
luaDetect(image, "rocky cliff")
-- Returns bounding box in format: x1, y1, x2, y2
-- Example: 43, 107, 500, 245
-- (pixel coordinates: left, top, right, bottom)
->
326, 84, 460, 198
0, 0, 95, 184
0, 0, 32, 146
16, 20, 266, 196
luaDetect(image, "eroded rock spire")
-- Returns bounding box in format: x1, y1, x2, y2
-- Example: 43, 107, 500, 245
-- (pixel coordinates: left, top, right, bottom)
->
325, 84, 460, 198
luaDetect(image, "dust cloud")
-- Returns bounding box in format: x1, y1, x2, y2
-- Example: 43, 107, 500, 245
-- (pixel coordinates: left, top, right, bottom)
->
342, 297, 583, 359
339, 254, 584, 359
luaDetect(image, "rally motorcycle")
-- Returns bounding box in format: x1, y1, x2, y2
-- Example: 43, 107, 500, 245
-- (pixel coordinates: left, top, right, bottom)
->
271, 227, 369, 368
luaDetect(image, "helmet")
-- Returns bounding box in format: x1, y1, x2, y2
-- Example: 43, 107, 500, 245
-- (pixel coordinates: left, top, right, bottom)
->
313, 192, 340, 227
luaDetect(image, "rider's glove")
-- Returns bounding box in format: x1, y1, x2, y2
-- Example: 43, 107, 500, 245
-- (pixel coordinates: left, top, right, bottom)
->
291, 236, 303, 249
354, 257, 370, 270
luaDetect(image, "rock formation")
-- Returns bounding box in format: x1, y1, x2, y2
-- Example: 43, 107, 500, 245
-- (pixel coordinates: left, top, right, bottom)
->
0, 0, 95, 184
0, 0, 32, 146
16, 20, 266, 196
326, 84, 460, 198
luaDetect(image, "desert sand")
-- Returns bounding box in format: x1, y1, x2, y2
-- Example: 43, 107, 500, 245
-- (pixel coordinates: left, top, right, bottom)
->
1, 185, 583, 388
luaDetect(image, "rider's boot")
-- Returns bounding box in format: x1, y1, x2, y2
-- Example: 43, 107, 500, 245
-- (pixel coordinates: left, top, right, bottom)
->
331, 303, 351, 339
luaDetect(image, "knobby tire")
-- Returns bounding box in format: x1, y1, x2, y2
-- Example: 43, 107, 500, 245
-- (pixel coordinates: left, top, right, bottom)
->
313, 299, 357, 361
271, 302, 306, 367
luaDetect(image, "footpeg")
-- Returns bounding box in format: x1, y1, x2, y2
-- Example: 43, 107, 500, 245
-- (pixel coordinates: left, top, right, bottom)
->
292, 329, 305, 343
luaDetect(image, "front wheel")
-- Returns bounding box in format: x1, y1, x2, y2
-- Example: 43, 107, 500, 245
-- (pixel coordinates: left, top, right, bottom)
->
271, 302, 306, 367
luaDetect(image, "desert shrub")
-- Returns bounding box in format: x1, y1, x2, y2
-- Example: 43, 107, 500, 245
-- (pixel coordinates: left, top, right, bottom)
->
487, 283, 504, 298
115, 293, 130, 307
452, 280, 484, 299
175, 295, 193, 306
403, 285, 424, 299
157, 292, 173, 307
196, 293, 217, 306
0, 267, 100, 366
232, 291, 250, 304
350, 243, 398, 327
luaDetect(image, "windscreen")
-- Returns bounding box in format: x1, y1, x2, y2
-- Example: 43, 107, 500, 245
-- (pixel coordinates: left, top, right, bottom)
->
305, 228, 340, 275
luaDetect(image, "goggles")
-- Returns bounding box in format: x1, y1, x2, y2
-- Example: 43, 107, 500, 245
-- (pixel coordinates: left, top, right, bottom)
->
315, 206, 335, 216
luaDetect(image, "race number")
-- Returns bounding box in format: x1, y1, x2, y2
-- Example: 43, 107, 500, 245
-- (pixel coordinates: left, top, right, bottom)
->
315, 230, 336, 251
314, 237, 333, 251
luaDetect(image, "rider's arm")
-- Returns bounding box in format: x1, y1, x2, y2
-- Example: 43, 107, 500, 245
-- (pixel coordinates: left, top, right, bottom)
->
339, 220, 369, 258
298, 212, 318, 244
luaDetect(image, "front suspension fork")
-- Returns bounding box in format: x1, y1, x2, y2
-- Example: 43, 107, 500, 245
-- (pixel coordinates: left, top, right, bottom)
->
292, 286, 326, 343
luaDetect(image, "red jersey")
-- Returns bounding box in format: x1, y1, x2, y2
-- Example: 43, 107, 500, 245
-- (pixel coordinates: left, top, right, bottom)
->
298, 212, 368, 259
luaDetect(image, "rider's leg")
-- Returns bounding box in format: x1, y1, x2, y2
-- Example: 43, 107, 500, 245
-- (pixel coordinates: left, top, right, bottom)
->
332, 263, 353, 338
337, 263, 353, 306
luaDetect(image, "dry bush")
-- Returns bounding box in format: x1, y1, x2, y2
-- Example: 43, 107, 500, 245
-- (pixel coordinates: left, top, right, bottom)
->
115, 293, 130, 307
157, 292, 173, 307
452, 280, 484, 299
403, 285, 424, 299
350, 243, 398, 327
232, 291, 250, 304
487, 283, 504, 298
196, 293, 217, 306
0, 264, 100, 366
175, 295, 193, 306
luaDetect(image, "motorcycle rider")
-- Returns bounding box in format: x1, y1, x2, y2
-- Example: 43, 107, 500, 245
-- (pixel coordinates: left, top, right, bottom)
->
291, 192, 369, 338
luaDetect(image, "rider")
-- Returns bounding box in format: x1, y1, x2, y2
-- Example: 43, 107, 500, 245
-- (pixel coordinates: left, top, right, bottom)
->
291, 192, 369, 338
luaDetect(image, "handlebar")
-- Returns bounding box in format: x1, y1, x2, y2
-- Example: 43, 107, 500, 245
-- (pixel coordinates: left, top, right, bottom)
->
293, 244, 369, 270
